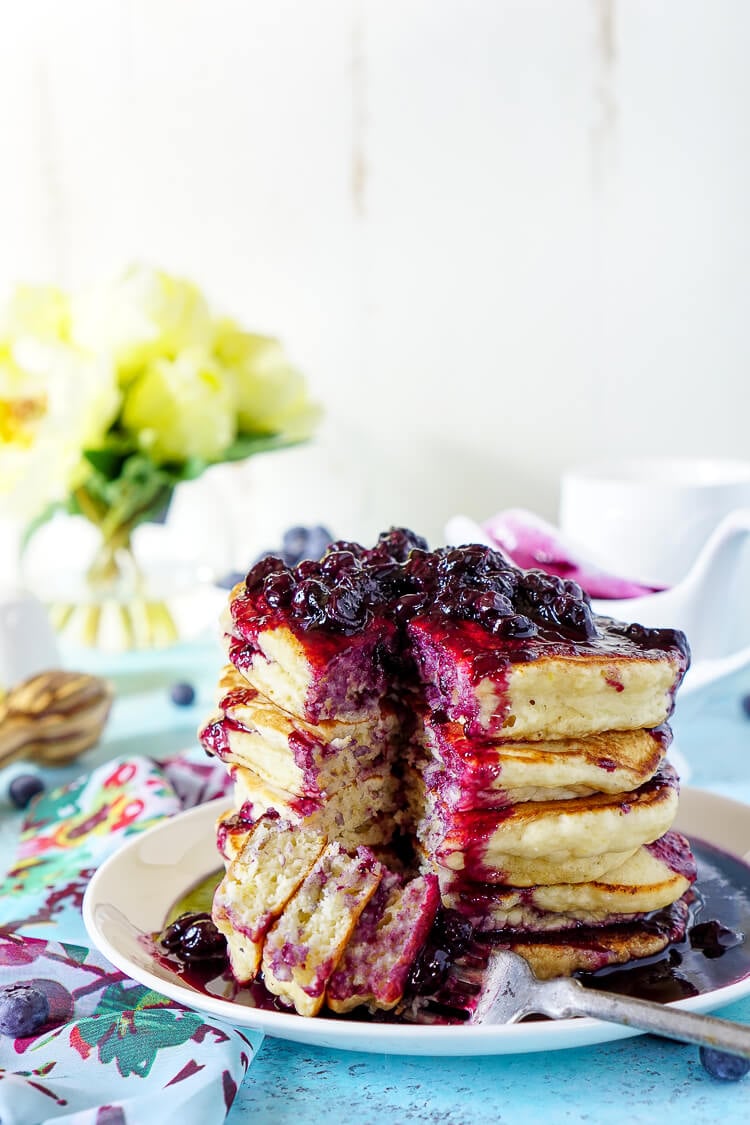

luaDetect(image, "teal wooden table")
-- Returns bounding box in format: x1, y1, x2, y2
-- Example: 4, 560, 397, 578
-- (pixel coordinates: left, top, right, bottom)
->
2, 638, 749, 1125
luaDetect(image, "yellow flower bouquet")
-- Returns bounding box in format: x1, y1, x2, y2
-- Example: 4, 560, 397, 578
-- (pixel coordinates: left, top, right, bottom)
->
0, 266, 318, 648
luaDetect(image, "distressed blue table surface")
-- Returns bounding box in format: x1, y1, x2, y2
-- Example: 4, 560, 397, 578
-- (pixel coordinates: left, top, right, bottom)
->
2, 638, 749, 1125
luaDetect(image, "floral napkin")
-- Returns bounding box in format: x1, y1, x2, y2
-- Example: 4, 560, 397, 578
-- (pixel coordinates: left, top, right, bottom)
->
0, 752, 264, 1125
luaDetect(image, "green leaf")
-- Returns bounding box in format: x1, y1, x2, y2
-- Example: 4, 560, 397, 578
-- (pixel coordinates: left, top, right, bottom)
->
221, 431, 300, 462
83, 448, 127, 481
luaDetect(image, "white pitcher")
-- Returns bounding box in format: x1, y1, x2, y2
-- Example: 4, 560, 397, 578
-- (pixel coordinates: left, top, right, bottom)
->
445, 509, 750, 697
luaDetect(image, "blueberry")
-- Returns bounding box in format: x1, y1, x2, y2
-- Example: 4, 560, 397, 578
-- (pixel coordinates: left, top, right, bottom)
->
434, 909, 474, 957
263, 570, 295, 609
406, 944, 451, 995
699, 1046, 750, 1081
325, 586, 370, 633
170, 682, 196, 707
160, 912, 227, 962
689, 920, 743, 958
320, 550, 359, 581
295, 559, 323, 581
497, 613, 537, 638
375, 528, 429, 563
282, 525, 334, 567
741, 693, 750, 719
327, 539, 367, 559
8, 774, 45, 810
0, 984, 50, 1037
282, 525, 312, 563
245, 554, 286, 594
291, 578, 328, 627
393, 591, 429, 622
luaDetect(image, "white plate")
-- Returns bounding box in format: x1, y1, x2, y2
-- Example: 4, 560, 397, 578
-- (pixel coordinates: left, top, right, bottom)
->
83, 790, 750, 1057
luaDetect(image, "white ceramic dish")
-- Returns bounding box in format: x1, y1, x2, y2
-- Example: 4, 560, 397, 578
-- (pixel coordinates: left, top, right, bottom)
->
83, 790, 750, 1057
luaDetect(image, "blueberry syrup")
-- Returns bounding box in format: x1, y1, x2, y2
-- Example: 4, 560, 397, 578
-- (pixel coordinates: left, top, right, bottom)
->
229, 532, 690, 682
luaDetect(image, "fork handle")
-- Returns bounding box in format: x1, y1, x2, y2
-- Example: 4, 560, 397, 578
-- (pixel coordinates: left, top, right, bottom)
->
545, 977, 750, 1059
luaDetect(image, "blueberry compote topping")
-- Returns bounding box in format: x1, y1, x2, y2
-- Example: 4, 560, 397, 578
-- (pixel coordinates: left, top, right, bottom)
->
160, 912, 227, 963
405, 907, 474, 996
239, 529, 610, 644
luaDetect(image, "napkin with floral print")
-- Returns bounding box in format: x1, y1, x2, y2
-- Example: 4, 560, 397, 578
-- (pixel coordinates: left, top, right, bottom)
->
0, 751, 264, 1125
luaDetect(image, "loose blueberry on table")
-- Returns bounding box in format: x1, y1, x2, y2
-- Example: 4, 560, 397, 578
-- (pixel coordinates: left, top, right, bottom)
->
0, 984, 50, 1037
699, 1045, 750, 1081
169, 682, 196, 707
8, 773, 45, 810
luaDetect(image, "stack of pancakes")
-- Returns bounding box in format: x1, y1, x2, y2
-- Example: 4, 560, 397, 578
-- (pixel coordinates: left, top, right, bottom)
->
199, 530, 694, 1014
410, 719, 694, 979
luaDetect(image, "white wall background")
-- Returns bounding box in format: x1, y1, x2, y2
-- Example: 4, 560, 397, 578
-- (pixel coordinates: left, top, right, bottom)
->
1, 0, 748, 562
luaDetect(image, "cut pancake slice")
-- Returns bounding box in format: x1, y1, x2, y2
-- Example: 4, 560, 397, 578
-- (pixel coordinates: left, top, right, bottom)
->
212, 817, 327, 983
262, 842, 383, 1016
420, 717, 669, 810
215, 809, 255, 867
420, 763, 679, 883
230, 762, 402, 849
407, 615, 688, 739
439, 831, 696, 930
200, 665, 397, 798
225, 585, 399, 723
326, 871, 440, 1014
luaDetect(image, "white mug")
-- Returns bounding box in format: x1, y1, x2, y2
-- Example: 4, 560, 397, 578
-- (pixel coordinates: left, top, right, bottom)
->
559, 457, 750, 588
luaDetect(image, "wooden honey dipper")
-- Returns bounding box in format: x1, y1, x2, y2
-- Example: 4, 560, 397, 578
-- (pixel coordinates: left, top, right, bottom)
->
0, 670, 114, 769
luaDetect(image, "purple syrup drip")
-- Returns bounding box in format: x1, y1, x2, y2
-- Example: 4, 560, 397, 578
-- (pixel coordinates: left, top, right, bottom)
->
646, 831, 698, 882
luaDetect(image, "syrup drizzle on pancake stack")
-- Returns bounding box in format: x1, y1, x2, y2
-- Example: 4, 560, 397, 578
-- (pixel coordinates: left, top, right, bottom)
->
199, 529, 694, 1015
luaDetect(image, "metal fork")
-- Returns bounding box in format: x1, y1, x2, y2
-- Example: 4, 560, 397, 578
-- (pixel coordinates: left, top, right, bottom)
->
448, 946, 750, 1059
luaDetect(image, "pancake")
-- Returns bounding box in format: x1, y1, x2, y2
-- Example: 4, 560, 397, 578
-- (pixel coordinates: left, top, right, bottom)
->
429, 896, 692, 996
326, 871, 440, 1013
229, 762, 402, 849
202, 532, 694, 1012
200, 665, 397, 798
224, 588, 397, 724
418, 840, 641, 887
407, 616, 687, 739
212, 817, 326, 983
438, 831, 696, 930
485, 895, 691, 980
419, 763, 679, 882
262, 842, 383, 1016
215, 808, 256, 866
420, 717, 669, 809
